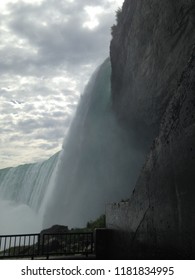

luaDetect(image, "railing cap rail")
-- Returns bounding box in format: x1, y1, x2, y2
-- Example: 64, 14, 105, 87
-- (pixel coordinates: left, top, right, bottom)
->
0, 233, 40, 238
42, 231, 93, 236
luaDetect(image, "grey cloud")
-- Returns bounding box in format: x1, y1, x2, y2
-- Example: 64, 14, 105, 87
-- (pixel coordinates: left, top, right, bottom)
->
16, 119, 40, 133
51, 111, 69, 118
23, 103, 36, 111
41, 117, 69, 128
0, 115, 15, 130
1, 0, 114, 77
0, 46, 38, 76
35, 127, 65, 141
66, 103, 77, 110
0, 127, 15, 134
16, 116, 68, 132
38, 142, 59, 151
8, 134, 23, 142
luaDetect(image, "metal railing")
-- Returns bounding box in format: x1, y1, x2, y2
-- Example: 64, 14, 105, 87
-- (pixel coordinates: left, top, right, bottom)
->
0, 232, 94, 259
0, 234, 40, 259
42, 232, 94, 258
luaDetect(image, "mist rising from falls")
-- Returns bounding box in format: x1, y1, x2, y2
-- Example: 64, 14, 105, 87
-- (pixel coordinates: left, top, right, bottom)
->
43, 59, 146, 229
0, 153, 59, 234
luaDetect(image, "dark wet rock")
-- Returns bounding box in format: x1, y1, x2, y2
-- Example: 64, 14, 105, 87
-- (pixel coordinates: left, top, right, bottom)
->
107, 0, 195, 259
110, 0, 195, 139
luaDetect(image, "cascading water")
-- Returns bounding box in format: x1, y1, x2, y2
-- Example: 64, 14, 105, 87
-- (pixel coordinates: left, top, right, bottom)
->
0, 58, 147, 234
0, 152, 59, 234
43, 58, 146, 229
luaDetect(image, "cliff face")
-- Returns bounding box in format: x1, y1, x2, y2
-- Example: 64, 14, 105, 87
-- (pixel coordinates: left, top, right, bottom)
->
107, 0, 195, 259
107, 49, 195, 258
111, 0, 194, 133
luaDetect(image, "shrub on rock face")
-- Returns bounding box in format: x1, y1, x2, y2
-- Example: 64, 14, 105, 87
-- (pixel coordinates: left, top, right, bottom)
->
86, 215, 106, 230
115, 8, 122, 23
111, 25, 117, 36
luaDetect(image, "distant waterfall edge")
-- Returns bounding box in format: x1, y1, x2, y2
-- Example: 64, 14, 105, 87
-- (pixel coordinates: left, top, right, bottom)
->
0, 153, 59, 234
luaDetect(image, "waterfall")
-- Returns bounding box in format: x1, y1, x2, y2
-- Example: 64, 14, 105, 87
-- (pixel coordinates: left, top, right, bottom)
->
43, 58, 145, 229
0, 58, 146, 233
0, 152, 59, 234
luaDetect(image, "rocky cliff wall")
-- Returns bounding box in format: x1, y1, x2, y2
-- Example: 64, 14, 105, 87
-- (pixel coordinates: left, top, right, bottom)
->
107, 0, 195, 259
111, 0, 194, 137
107, 46, 195, 259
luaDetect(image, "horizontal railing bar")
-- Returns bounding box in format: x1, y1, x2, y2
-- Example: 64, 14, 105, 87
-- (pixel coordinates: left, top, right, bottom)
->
0, 233, 39, 238
42, 232, 93, 236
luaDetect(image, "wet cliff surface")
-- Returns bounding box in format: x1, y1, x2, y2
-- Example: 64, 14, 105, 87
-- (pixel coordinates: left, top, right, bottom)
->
111, 0, 194, 141
107, 0, 195, 259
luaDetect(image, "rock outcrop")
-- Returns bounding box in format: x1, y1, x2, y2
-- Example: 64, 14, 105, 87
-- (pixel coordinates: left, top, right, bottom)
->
107, 0, 195, 259
40, 224, 68, 238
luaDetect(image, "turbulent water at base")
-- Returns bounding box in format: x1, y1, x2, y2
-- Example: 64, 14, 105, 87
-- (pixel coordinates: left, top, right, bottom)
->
43, 59, 145, 229
0, 58, 146, 233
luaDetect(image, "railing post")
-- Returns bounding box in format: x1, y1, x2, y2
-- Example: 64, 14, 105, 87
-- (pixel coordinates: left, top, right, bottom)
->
94, 228, 112, 259
37, 234, 41, 257
41, 234, 45, 257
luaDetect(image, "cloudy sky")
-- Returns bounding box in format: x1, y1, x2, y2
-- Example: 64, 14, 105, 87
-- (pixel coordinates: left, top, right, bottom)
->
0, 0, 123, 169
